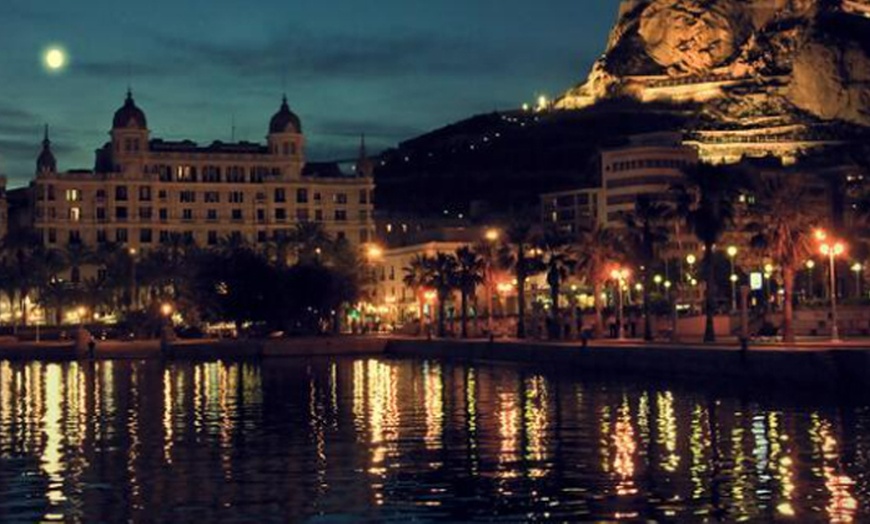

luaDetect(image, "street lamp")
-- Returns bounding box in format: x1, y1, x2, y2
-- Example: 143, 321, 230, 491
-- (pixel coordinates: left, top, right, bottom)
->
610, 267, 630, 340
129, 247, 138, 311
727, 246, 738, 312
366, 245, 384, 261
484, 229, 500, 335
654, 274, 663, 292
806, 259, 816, 300
820, 238, 845, 342
852, 262, 863, 298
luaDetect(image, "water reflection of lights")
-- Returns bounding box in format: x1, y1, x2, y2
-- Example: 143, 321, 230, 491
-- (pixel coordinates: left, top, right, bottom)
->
599, 404, 612, 474
766, 413, 795, 517
42, 364, 65, 521
613, 399, 638, 496
524, 375, 550, 478
423, 362, 444, 452
163, 368, 173, 464
657, 392, 680, 473
689, 404, 710, 500
812, 415, 858, 523
365, 360, 399, 481
465, 367, 479, 475
497, 389, 521, 479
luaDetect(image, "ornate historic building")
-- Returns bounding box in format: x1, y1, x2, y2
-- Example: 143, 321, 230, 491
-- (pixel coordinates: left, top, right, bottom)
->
32, 92, 375, 252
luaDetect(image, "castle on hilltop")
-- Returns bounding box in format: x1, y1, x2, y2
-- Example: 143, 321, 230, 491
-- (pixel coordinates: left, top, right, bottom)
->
557, 0, 870, 164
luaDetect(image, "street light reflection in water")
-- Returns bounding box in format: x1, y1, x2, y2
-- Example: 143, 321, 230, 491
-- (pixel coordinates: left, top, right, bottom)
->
0, 358, 865, 522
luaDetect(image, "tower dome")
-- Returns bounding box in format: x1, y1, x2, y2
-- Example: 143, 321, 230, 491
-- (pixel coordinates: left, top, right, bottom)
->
36, 125, 56, 173
113, 89, 148, 129
269, 95, 302, 134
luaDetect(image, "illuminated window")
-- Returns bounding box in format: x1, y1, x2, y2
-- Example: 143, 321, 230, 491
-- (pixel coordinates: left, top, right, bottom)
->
65, 189, 81, 202
69, 207, 81, 222
176, 165, 195, 182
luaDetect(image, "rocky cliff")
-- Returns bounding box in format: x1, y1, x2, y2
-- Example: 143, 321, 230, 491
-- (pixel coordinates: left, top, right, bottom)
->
558, 0, 870, 143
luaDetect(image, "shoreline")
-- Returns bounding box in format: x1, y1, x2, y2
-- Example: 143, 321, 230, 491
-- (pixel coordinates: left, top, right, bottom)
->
2, 335, 869, 394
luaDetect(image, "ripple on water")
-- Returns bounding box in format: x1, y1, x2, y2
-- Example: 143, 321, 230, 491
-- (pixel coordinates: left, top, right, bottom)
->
0, 358, 866, 522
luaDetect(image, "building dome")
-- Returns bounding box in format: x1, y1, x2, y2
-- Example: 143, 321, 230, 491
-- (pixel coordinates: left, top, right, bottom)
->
37, 125, 56, 173
269, 95, 302, 134
113, 90, 148, 129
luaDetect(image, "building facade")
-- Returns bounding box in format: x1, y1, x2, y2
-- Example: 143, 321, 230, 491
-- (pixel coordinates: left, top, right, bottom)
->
542, 133, 697, 234
32, 92, 375, 252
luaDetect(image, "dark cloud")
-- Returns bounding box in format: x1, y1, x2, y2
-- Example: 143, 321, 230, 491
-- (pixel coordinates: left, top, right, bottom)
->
74, 26, 513, 84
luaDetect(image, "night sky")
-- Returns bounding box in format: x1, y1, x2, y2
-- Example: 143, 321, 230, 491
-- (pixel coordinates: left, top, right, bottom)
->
0, 0, 617, 187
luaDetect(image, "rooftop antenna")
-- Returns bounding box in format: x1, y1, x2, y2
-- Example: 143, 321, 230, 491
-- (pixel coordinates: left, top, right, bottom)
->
126, 60, 132, 95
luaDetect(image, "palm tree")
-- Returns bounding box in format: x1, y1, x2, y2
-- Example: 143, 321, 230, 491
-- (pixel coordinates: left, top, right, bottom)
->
473, 238, 501, 335
402, 254, 432, 336
674, 164, 747, 343
0, 231, 43, 328
539, 228, 577, 340
503, 221, 543, 339
747, 175, 819, 343
576, 226, 623, 338
454, 247, 485, 338
622, 194, 672, 341
292, 222, 332, 265
64, 243, 95, 285
425, 253, 458, 338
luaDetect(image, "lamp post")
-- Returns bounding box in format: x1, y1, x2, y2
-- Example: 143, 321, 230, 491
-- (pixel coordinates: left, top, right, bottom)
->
611, 267, 630, 340
129, 247, 138, 311
806, 259, 815, 301
484, 228, 499, 336
727, 246, 738, 312
852, 262, 863, 298
686, 254, 697, 312
818, 232, 845, 342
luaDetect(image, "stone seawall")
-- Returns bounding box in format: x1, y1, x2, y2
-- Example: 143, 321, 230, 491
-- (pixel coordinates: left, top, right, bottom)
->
384, 339, 870, 393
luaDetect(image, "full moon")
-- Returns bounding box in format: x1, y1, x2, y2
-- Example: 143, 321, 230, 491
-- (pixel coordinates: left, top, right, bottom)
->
44, 48, 67, 70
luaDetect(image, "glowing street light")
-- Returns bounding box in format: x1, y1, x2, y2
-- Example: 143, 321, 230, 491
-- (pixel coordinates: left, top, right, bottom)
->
852, 262, 863, 298
727, 246, 738, 312
610, 267, 630, 340
160, 303, 173, 318
366, 245, 384, 261
818, 231, 846, 341
483, 228, 500, 335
